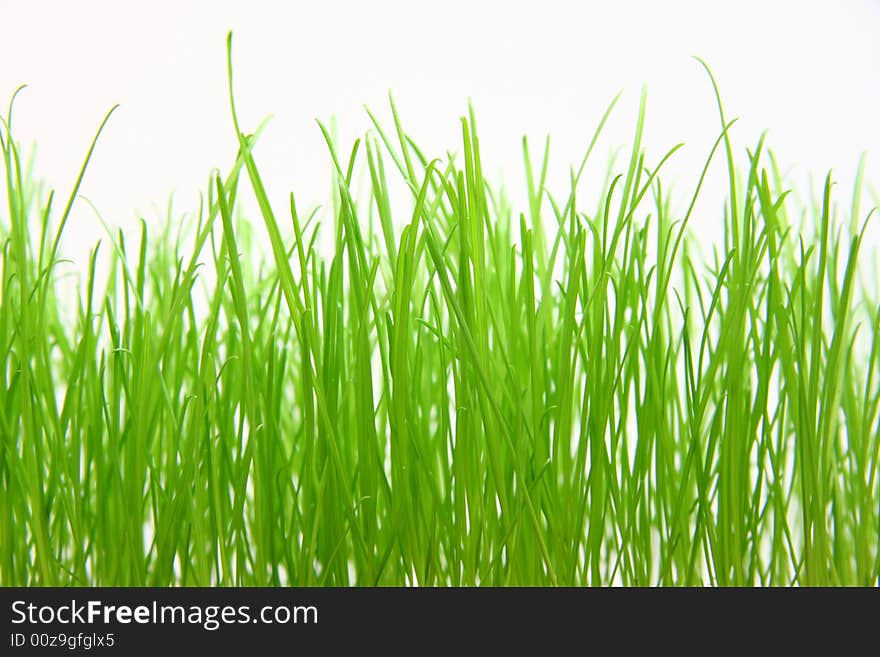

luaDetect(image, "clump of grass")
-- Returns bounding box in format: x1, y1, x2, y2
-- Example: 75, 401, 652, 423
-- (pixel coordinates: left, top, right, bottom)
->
1, 38, 878, 586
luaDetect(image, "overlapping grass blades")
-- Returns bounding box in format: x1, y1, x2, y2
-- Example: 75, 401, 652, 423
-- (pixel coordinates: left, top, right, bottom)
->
1, 39, 878, 585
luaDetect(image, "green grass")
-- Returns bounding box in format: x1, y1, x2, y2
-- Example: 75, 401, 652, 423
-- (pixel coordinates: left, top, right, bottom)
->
1, 38, 878, 586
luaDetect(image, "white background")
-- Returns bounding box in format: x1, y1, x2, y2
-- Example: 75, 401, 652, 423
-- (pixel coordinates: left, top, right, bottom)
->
1, 0, 879, 259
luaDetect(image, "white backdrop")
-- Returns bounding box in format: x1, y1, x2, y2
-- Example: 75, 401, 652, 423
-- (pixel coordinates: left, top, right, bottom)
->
1, 0, 879, 259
